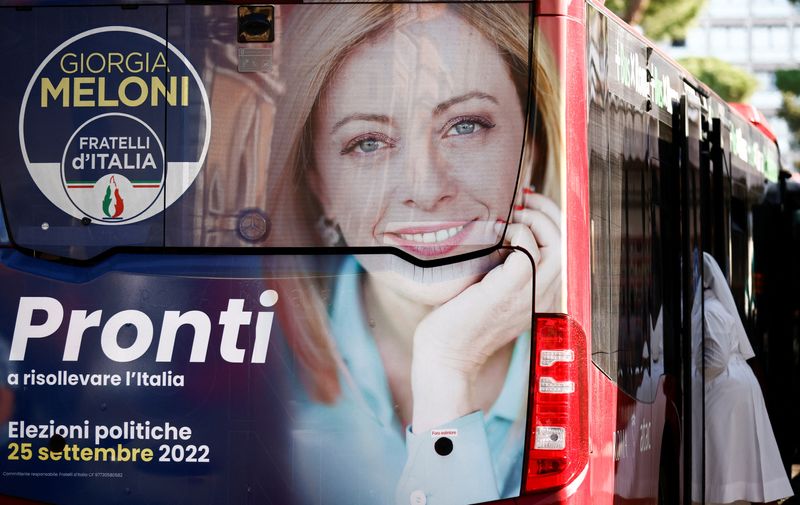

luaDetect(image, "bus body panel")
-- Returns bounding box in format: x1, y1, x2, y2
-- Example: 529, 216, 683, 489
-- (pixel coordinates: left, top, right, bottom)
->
585, 3, 780, 505
0, 1, 785, 504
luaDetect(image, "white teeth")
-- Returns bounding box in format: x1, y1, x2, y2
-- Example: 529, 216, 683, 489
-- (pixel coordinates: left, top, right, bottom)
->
398, 224, 465, 243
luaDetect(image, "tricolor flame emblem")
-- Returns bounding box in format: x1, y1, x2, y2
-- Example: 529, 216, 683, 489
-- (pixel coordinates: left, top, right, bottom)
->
102, 175, 125, 219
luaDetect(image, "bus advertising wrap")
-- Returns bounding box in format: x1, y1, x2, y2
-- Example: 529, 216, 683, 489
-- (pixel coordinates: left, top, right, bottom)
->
0, 3, 567, 505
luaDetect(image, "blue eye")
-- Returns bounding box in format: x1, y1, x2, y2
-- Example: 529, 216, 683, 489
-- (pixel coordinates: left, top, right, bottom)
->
454, 122, 476, 135
442, 116, 495, 138
357, 139, 384, 153
341, 133, 396, 155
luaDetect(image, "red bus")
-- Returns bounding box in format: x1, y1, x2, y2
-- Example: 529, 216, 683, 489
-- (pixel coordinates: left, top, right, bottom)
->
0, 1, 789, 504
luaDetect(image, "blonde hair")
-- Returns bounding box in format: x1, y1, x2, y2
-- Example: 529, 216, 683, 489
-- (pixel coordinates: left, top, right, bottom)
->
267, 3, 561, 402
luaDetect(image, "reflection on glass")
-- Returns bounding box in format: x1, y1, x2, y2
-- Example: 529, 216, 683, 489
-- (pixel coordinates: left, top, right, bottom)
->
691, 252, 792, 504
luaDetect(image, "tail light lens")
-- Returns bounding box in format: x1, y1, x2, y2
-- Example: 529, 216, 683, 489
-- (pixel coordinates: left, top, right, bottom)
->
525, 314, 589, 492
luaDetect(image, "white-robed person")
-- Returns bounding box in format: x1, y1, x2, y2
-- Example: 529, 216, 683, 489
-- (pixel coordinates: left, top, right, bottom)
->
691, 252, 793, 505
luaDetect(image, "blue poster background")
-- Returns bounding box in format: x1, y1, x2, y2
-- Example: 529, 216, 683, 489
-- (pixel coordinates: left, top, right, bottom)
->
0, 252, 318, 504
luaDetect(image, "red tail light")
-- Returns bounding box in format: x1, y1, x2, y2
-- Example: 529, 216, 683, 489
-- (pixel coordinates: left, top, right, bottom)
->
525, 314, 589, 493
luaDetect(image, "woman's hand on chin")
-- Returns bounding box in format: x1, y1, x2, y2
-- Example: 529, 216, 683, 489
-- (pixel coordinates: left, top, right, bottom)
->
409, 223, 538, 432
408, 192, 562, 433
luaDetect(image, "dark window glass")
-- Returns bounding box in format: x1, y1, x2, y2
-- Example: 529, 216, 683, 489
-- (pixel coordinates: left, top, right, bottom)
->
0, 212, 8, 245
590, 90, 657, 400
730, 194, 748, 317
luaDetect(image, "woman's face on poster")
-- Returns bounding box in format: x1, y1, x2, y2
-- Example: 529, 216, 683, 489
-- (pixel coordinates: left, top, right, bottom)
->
310, 8, 526, 264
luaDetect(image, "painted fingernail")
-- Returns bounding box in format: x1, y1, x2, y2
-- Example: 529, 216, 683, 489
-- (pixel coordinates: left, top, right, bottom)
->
514, 204, 525, 211
496, 217, 507, 224
523, 186, 536, 195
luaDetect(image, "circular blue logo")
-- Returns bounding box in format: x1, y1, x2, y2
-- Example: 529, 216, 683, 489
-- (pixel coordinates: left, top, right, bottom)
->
20, 26, 211, 225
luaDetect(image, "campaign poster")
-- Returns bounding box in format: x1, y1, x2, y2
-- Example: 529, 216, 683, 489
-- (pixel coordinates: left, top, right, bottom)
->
0, 3, 565, 504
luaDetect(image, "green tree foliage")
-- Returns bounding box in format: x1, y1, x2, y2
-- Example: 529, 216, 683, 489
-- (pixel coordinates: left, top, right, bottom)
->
605, 0, 708, 41
678, 57, 759, 102
775, 70, 800, 151
780, 94, 800, 143
775, 69, 800, 95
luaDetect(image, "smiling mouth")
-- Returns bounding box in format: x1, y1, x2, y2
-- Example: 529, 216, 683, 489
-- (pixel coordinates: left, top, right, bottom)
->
384, 220, 479, 258
397, 223, 466, 244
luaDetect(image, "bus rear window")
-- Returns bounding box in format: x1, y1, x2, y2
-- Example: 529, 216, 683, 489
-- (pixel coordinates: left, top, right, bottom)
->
0, 3, 534, 262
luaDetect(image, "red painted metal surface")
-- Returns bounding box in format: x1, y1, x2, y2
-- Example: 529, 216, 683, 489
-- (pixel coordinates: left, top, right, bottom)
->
730, 102, 779, 143
518, 3, 596, 502
524, 2, 670, 503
